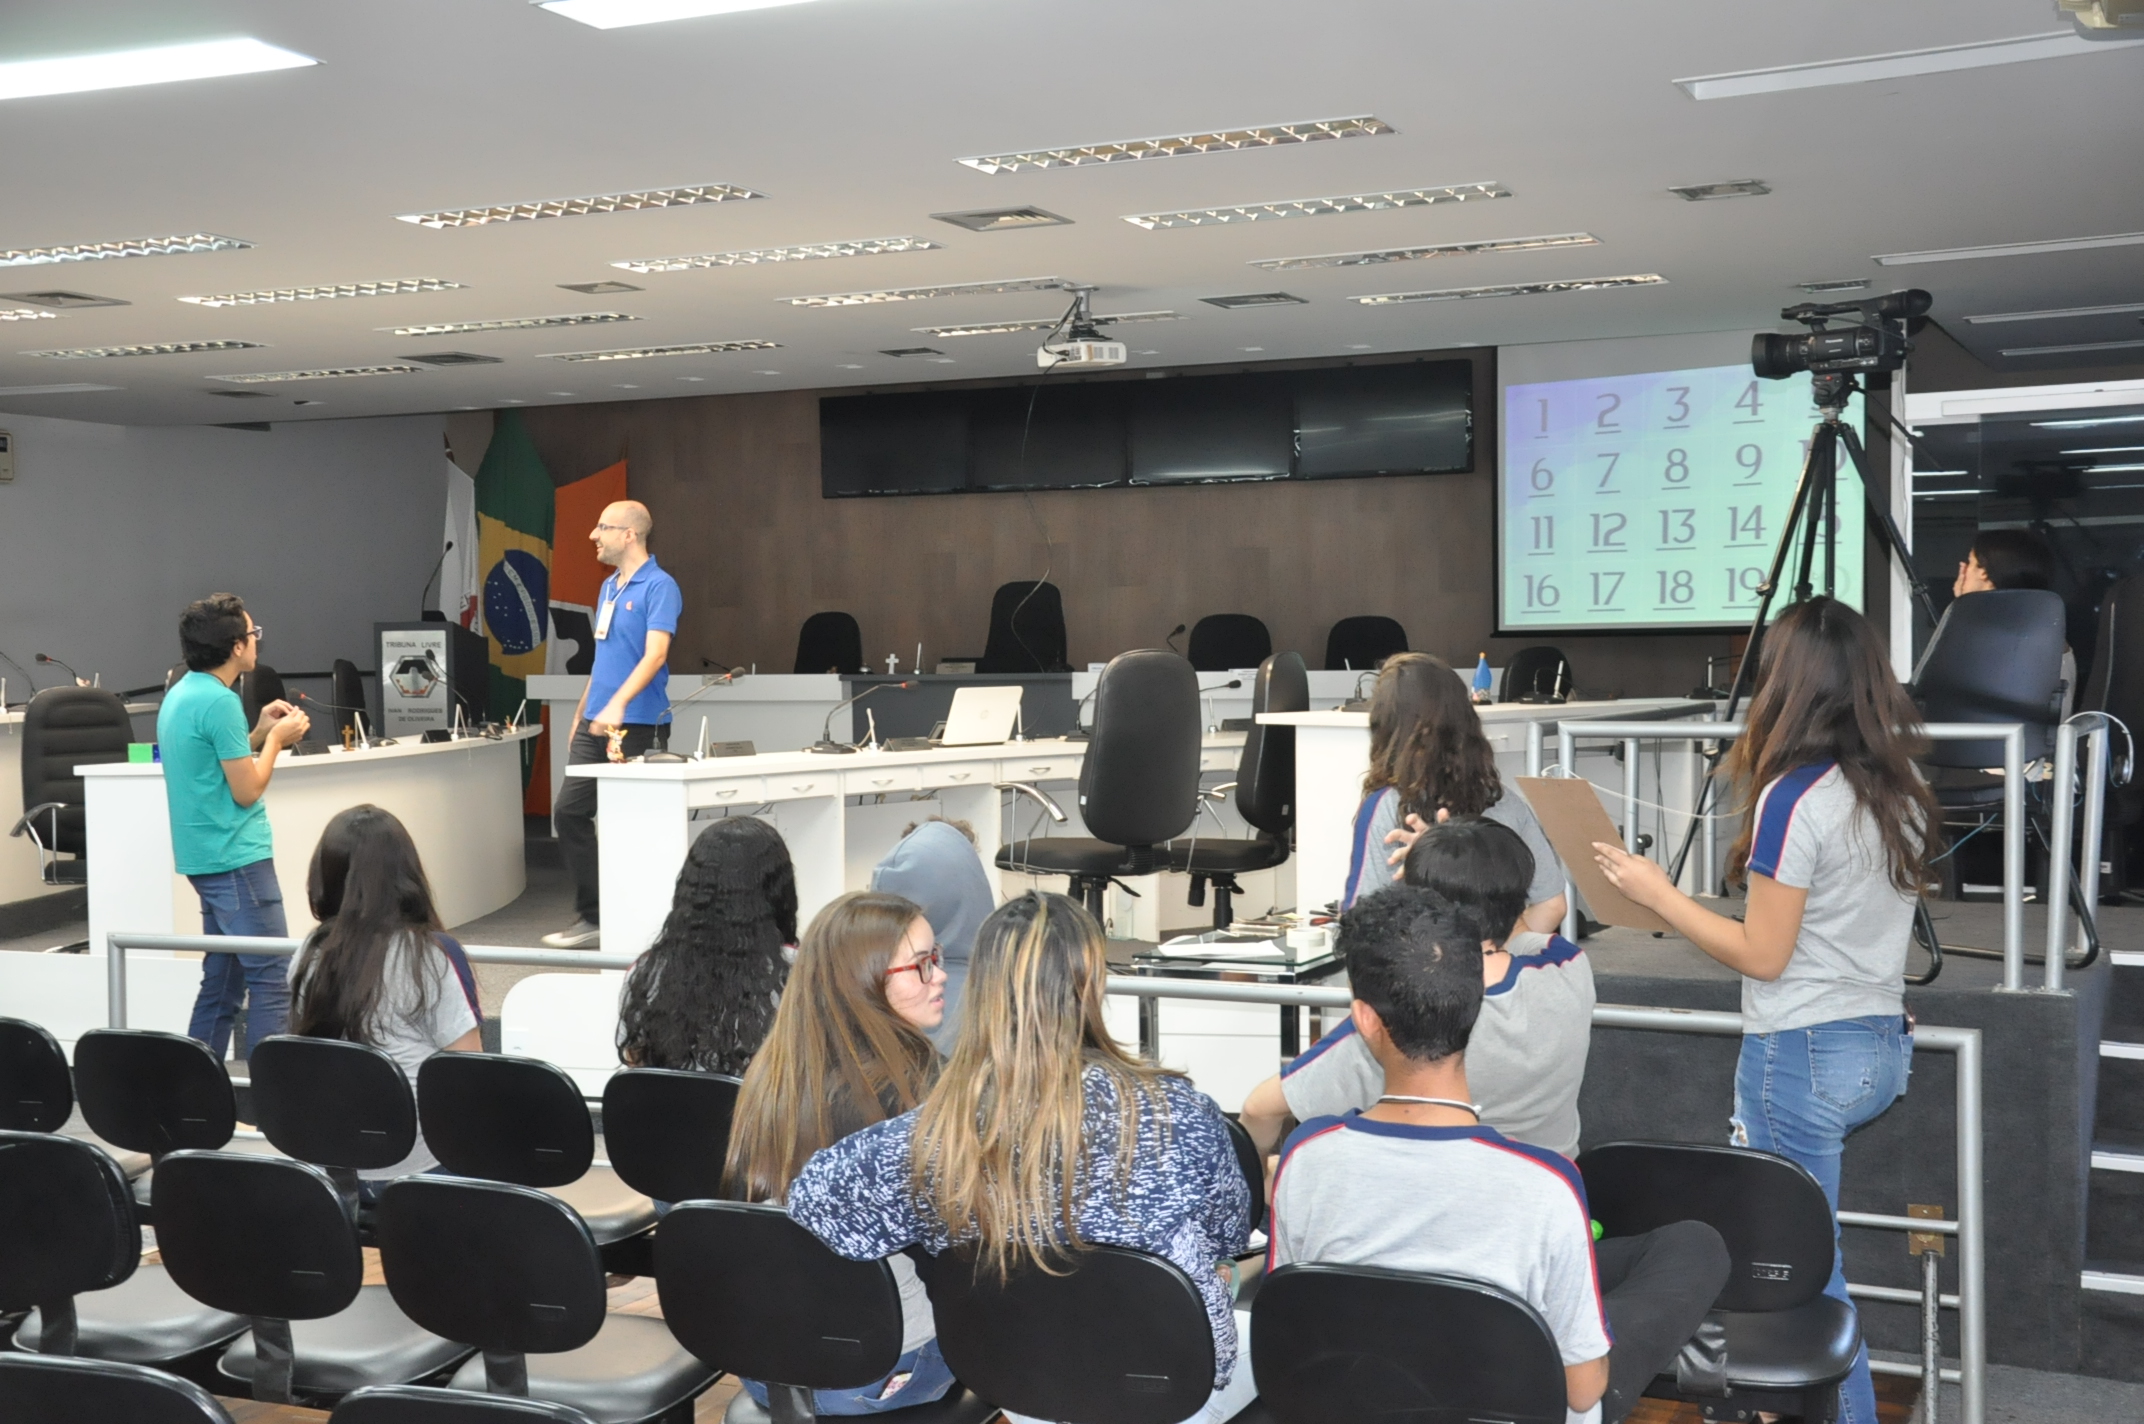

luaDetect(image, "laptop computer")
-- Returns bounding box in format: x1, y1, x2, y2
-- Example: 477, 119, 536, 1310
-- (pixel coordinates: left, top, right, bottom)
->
937, 684, 1024, 746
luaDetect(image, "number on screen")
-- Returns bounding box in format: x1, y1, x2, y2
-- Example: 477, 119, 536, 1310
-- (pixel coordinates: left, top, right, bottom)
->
1736, 444, 1763, 485
1664, 449, 1689, 484
1659, 509, 1696, 546
1523, 575, 1561, 608
1596, 392, 1622, 432
1596, 452, 1620, 490
1530, 458, 1554, 493
1658, 569, 1694, 605
1590, 512, 1626, 550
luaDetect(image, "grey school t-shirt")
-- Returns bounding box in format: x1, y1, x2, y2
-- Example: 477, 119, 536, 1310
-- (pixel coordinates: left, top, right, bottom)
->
1740, 763, 1915, 1034
1344, 787, 1565, 911
1271, 1116, 1612, 1424
1278, 930, 1594, 1156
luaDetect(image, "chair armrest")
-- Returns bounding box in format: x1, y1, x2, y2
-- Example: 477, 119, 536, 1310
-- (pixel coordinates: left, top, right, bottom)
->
1203, 781, 1239, 801
9, 802, 64, 847
994, 782, 1068, 823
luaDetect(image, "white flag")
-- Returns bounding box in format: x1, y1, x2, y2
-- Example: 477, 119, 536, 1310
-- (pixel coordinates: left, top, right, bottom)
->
441, 458, 480, 629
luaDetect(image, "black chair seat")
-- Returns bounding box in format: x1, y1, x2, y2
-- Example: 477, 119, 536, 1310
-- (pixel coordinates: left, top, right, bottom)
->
1928, 767, 2008, 809
722, 1385, 998, 1424
1163, 836, 1289, 876
218, 1285, 472, 1398
13, 1264, 248, 1363
60, 1128, 150, 1180
443, 1315, 716, 1424
996, 838, 1150, 878
1707, 1299, 1861, 1392
546, 1168, 659, 1246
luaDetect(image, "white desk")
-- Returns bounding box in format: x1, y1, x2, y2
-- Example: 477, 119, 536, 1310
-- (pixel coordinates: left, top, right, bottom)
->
527, 673, 844, 811
1260, 699, 1718, 915
1, 702, 155, 911
79, 727, 538, 953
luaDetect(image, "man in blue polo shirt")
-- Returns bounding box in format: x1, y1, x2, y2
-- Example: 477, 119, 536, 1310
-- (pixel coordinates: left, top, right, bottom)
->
160, 593, 311, 1059
544, 500, 682, 949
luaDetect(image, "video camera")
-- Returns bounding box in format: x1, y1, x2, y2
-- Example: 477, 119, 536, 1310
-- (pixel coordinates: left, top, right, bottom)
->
1751, 288, 1932, 380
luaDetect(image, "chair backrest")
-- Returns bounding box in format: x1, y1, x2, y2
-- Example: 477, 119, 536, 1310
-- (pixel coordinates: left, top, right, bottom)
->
1187, 614, 1272, 673
333, 1384, 599, 1424
0, 1131, 141, 1316
1250, 1263, 1569, 1424
794, 612, 864, 676
598, 1068, 741, 1204
0, 1017, 74, 1132
17, 687, 133, 857
979, 581, 1068, 674
928, 1243, 1215, 1424
1503, 646, 1571, 702
656, 1201, 905, 1390
152, 1151, 364, 1321
1911, 588, 2068, 765
2084, 567, 2144, 717
250, 1036, 418, 1171
332, 659, 367, 737
377, 1176, 607, 1357
1223, 1116, 1267, 1236
1323, 616, 1408, 672
73, 1029, 236, 1158
1577, 1140, 1834, 1313
1236, 652, 1308, 837
416, 1052, 594, 1187
1080, 650, 1201, 852
239, 663, 287, 728
165, 662, 191, 692
0, 1353, 235, 1424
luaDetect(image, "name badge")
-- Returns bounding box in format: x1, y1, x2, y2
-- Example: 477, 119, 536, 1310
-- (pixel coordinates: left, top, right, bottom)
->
594, 598, 616, 641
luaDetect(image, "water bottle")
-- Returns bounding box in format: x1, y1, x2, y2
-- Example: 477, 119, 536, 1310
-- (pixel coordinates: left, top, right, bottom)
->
1471, 652, 1494, 705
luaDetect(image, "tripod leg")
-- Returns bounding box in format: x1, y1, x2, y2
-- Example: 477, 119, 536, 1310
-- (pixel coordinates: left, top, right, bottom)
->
1836, 422, 1942, 630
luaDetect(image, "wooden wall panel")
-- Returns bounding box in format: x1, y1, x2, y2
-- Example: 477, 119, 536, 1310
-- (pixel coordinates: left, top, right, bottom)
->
519, 380, 1730, 696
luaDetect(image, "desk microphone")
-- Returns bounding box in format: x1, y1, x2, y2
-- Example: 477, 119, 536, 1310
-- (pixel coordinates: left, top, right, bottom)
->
1067, 683, 1100, 741
809, 681, 915, 754
1165, 624, 1186, 654
0, 648, 36, 704
418, 539, 454, 618
699, 657, 747, 683
35, 653, 86, 687
295, 691, 393, 747
1198, 677, 1242, 732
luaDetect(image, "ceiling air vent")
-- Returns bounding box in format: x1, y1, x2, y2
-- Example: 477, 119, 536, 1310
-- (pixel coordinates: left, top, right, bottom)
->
932, 207, 1073, 233
205, 389, 272, 398
1, 290, 130, 308
559, 280, 643, 295
878, 347, 945, 358
1199, 292, 1307, 309
401, 351, 504, 366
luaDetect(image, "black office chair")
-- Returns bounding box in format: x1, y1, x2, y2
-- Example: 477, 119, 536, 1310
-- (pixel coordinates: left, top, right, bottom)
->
72, 1028, 245, 1225
1166, 652, 1307, 930
996, 650, 1201, 921
335, 1384, 601, 1424
249, 1036, 420, 1230
926, 1244, 1216, 1424
1187, 614, 1272, 673
240, 662, 288, 728
8, 685, 132, 887
656, 1201, 997, 1423
0, 1130, 247, 1365
0, 1352, 238, 1424
416, 1053, 659, 1273
376, 1176, 717, 1424
2084, 568, 2144, 894
166, 661, 192, 692
977, 580, 1069, 673
1503, 646, 1572, 703
152, 1150, 470, 1404
0, 1016, 73, 1133
1578, 1141, 1857, 1419
793, 612, 864, 676
1247, 1262, 1568, 1423
1322, 616, 1408, 672
598, 1068, 742, 1206
333, 659, 369, 740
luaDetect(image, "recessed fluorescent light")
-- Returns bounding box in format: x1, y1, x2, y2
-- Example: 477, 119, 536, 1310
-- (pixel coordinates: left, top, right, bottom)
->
1667, 179, 1771, 201
612, 236, 939, 273
401, 352, 503, 367
179, 279, 466, 307
0, 383, 119, 396
932, 207, 1073, 233
2033, 414, 2144, 428
1912, 470, 1969, 478
1999, 338, 2144, 357
1966, 301, 2144, 325
2090, 463, 2144, 473
540, 340, 780, 362
1876, 232, 2144, 266
386, 312, 640, 337
1201, 292, 1308, 309
535, 0, 816, 29
397, 184, 763, 230
1675, 30, 2143, 100
2063, 446, 2144, 455
1355, 274, 1668, 306
0, 37, 316, 103
211, 366, 425, 384
1124, 183, 1509, 231
0, 234, 252, 267
914, 311, 1182, 338
560, 280, 642, 295
784, 277, 1068, 308
1799, 278, 1872, 293
1252, 232, 1598, 271
959, 116, 1393, 174
28, 340, 265, 360
0, 309, 58, 321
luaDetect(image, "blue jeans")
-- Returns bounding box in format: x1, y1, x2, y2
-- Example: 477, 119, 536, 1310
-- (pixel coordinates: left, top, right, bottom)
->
184, 858, 291, 1061
1733, 1016, 1914, 1424
742, 1338, 955, 1415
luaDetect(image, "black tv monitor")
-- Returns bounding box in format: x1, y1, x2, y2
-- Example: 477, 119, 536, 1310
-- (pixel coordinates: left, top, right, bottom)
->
1129, 372, 1295, 484
820, 391, 968, 496
967, 383, 1128, 490
1294, 359, 1473, 478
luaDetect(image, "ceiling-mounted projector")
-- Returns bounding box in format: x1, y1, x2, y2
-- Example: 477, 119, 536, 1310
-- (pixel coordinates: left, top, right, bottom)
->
1036, 285, 1128, 368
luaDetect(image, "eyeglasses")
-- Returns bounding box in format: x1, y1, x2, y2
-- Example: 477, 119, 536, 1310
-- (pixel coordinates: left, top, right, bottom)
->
884, 944, 944, 981
592, 523, 633, 534
245, 626, 265, 643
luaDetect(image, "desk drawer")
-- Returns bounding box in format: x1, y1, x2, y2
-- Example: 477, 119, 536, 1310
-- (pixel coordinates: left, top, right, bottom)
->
1200, 749, 1238, 773
845, 766, 922, 796
920, 763, 991, 791
1001, 754, 1083, 783
769, 772, 838, 800
688, 777, 764, 809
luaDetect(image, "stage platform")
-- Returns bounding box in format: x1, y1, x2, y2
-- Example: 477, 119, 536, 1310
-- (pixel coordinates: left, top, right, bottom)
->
1578, 897, 2141, 1381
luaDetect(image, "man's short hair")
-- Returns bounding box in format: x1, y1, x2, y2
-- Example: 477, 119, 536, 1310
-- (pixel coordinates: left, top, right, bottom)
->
1399, 816, 1533, 948
1970, 528, 2056, 591
1338, 885, 1484, 1064
179, 593, 249, 672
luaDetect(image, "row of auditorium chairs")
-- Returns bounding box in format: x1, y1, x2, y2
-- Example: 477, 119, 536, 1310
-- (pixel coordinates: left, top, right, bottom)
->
0, 1014, 1861, 1422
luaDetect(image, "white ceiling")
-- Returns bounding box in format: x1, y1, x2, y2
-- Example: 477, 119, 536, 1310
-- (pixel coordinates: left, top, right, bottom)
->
0, 0, 2139, 426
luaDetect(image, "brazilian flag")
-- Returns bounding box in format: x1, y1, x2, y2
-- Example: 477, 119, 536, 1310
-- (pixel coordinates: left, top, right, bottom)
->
475, 409, 554, 732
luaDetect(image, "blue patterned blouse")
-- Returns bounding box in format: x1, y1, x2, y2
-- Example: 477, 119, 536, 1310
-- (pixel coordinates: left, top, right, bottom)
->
787, 1065, 1252, 1388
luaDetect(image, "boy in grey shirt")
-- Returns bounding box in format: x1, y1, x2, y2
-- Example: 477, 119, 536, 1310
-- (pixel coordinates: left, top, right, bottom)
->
1242, 817, 1594, 1157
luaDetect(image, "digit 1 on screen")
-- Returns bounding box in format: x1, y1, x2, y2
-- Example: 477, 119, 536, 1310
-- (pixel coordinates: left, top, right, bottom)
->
1523, 574, 1560, 608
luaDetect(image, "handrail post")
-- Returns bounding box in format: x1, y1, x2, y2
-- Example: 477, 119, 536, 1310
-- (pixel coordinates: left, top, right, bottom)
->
2002, 727, 2025, 991
106, 932, 127, 1029
2044, 721, 2078, 991
1558, 725, 1579, 941
1622, 738, 1640, 851
1526, 719, 1545, 777
1952, 1024, 1986, 1424
2080, 723, 2110, 927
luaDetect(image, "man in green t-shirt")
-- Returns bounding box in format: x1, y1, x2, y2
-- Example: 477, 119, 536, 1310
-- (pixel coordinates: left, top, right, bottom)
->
159, 593, 310, 1060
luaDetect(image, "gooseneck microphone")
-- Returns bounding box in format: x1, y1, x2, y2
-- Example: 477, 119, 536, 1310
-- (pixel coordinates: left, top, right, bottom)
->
419, 539, 455, 617
1165, 624, 1186, 654
809, 681, 916, 754
35, 653, 84, 686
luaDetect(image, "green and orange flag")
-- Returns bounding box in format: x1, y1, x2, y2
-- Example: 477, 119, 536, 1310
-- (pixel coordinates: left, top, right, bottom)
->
474, 408, 554, 725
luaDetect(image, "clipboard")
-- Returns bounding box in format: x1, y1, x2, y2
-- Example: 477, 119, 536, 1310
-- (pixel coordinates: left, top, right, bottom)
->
1514, 776, 1672, 933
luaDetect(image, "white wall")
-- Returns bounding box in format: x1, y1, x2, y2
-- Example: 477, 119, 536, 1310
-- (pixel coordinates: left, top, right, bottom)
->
0, 411, 447, 695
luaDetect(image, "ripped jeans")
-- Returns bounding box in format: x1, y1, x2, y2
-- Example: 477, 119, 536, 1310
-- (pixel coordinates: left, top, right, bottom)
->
1732, 1016, 1914, 1424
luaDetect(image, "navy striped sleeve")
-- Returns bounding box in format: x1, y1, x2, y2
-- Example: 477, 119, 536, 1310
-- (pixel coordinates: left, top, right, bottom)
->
1282, 1018, 1358, 1079
431, 933, 481, 1017
1746, 762, 1834, 883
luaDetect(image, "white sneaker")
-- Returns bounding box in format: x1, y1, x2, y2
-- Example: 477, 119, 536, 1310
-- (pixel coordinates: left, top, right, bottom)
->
541, 920, 602, 949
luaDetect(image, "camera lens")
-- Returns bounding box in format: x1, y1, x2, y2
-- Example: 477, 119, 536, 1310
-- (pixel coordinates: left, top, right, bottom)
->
1751, 332, 1805, 379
